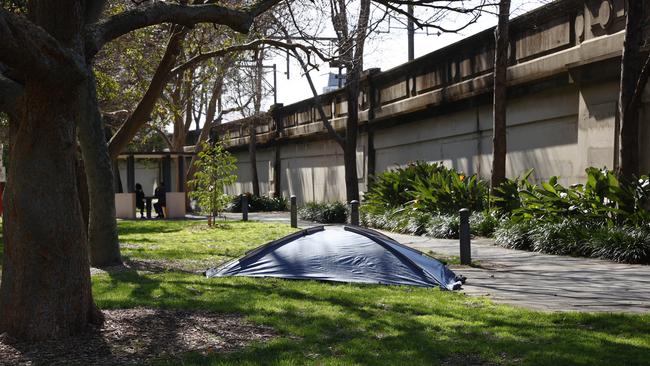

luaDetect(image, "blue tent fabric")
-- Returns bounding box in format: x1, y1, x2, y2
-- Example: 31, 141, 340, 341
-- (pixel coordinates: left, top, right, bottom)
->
206, 226, 464, 290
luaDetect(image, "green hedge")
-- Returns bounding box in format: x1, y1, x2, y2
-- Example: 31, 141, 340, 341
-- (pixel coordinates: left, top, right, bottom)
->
298, 202, 348, 224
230, 194, 287, 212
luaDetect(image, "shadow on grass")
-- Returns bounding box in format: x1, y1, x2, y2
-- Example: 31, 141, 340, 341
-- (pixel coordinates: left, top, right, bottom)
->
117, 221, 188, 236
93, 272, 650, 366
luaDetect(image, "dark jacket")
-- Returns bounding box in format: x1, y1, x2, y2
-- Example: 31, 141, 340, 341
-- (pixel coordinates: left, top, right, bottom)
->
135, 189, 145, 209
154, 186, 166, 205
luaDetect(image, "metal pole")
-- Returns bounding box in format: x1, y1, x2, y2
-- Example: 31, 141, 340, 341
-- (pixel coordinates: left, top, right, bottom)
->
350, 200, 359, 226
407, 4, 415, 62
242, 194, 248, 221
459, 208, 471, 265
290, 195, 297, 228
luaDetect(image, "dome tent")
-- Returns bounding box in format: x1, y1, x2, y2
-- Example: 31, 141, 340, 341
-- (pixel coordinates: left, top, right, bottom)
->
206, 226, 464, 290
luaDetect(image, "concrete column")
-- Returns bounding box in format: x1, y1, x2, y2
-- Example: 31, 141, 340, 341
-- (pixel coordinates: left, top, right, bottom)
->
177, 156, 185, 192
126, 155, 135, 193
162, 155, 172, 193
273, 145, 281, 197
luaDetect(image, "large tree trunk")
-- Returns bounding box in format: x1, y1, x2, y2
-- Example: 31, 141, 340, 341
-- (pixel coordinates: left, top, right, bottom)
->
618, 0, 646, 179
491, 0, 510, 188
78, 74, 121, 267
0, 84, 102, 340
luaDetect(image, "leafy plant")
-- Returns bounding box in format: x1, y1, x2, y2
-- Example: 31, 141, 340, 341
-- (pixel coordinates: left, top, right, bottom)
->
230, 194, 287, 212
188, 142, 237, 226
494, 220, 534, 250
298, 202, 348, 223
470, 211, 499, 237
365, 161, 487, 215
504, 168, 650, 227
365, 161, 447, 209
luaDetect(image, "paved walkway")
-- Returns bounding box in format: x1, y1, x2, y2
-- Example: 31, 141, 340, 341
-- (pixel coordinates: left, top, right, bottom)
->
223, 212, 650, 313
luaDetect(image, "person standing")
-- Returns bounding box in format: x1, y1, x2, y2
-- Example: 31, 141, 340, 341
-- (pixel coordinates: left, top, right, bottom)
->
153, 182, 166, 218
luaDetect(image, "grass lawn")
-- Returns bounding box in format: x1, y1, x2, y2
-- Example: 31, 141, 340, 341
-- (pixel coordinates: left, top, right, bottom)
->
1, 219, 649, 365
90, 219, 650, 365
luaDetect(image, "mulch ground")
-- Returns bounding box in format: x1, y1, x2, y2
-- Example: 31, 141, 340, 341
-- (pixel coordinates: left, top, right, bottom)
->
0, 308, 278, 365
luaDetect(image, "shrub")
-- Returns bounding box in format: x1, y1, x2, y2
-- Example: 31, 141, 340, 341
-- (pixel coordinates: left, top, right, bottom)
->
365, 161, 446, 208
494, 218, 650, 263
230, 194, 287, 212
587, 227, 650, 264
528, 219, 590, 256
366, 161, 487, 215
470, 211, 499, 237
494, 220, 534, 250
425, 215, 459, 239
298, 202, 348, 224
501, 168, 650, 228
188, 142, 237, 224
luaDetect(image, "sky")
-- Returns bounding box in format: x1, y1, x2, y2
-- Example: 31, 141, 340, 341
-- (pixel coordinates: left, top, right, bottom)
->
263, 0, 548, 110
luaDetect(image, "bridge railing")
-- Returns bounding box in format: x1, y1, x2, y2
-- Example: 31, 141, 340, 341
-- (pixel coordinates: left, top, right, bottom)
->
216, 0, 631, 145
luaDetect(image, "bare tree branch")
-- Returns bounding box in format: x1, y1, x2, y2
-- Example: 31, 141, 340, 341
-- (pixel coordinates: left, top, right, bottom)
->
84, 0, 281, 58
272, 18, 345, 147
171, 39, 331, 77
0, 9, 85, 85
149, 124, 173, 150
372, 0, 485, 33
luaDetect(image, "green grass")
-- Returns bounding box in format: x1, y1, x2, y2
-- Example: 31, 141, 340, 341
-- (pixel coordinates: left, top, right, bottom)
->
3, 219, 650, 364
117, 219, 297, 266
92, 220, 650, 365
94, 271, 650, 366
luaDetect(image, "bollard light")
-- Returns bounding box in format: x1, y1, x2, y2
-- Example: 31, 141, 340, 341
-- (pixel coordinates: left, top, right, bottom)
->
241, 194, 248, 222
350, 200, 360, 226
290, 195, 297, 228
459, 208, 471, 265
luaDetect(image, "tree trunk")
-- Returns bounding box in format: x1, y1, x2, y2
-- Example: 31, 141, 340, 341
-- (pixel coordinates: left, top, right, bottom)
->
618, 0, 645, 180
249, 50, 263, 197
491, 0, 510, 188
248, 118, 260, 196
0, 84, 102, 340
185, 74, 225, 191
108, 29, 187, 160
343, 71, 360, 203
78, 74, 121, 267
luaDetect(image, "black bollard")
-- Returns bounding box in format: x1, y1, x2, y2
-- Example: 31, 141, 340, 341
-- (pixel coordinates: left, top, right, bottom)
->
350, 200, 359, 226
290, 195, 297, 228
459, 208, 471, 265
241, 194, 248, 221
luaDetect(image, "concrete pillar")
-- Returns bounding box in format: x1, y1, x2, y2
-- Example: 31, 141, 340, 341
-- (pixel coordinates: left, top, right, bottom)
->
162, 155, 172, 193
177, 156, 185, 192
126, 155, 135, 193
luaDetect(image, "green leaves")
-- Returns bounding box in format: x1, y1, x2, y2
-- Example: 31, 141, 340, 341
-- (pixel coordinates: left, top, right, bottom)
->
496, 168, 650, 227
365, 161, 487, 215
188, 142, 237, 221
